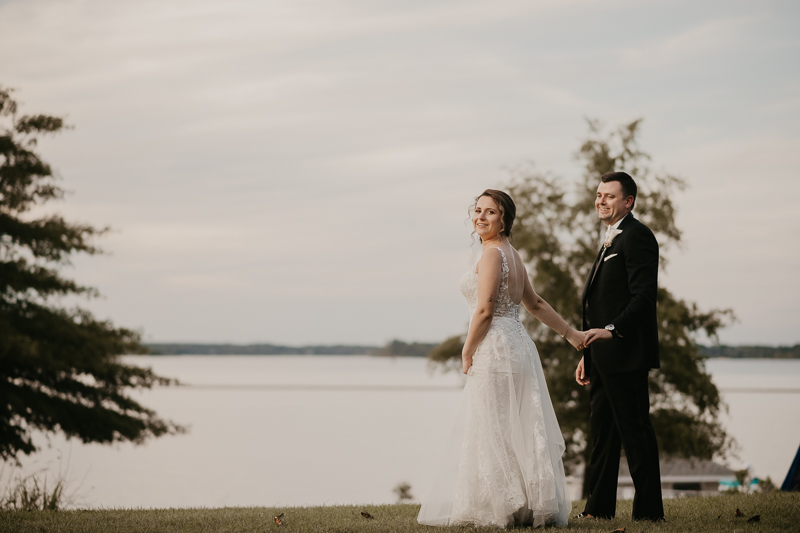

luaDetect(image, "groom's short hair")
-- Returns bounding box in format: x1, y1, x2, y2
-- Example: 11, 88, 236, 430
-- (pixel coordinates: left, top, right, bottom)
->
600, 171, 637, 208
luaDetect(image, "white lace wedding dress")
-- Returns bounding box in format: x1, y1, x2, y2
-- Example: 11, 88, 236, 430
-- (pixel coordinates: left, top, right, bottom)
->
417, 248, 571, 528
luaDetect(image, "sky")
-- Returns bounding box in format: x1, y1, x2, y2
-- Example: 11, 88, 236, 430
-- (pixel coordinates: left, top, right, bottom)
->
0, 0, 798, 346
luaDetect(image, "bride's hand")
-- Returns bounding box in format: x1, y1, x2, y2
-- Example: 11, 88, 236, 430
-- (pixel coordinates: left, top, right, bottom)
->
565, 328, 586, 351
462, 355, 473, 375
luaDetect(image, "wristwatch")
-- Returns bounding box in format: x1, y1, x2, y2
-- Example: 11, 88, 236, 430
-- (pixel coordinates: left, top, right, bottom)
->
605, 324, 622, 338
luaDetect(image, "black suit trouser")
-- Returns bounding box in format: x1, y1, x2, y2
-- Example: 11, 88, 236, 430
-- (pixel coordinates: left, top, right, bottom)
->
583, 364, 664, 520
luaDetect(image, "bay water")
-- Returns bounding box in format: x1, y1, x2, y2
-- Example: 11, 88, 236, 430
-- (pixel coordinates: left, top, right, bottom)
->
12, 356, 800, 508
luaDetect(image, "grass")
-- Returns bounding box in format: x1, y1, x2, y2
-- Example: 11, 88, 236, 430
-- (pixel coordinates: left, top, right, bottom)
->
0, 469, 71, 511
0, 492, 798, 532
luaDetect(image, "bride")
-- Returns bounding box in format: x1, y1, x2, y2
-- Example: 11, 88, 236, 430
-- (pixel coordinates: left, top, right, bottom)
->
418, 189, 583, 528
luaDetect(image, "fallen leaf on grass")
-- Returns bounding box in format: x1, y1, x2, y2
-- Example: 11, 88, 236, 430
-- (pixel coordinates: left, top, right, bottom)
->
611, 528, 625, 532
273, 512, 284, 526
361, 511, 374, 519
747, 515, 761, 523
735, 508, 745, 518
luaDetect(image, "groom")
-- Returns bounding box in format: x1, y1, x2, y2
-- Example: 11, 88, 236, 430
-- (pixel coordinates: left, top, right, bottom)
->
575, 171, 664, 521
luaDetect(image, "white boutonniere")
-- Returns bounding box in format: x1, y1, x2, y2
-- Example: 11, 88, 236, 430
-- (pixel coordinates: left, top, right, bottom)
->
604, 228, 623, 248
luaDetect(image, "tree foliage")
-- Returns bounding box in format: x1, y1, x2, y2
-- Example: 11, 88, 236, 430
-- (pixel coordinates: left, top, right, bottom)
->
0, 87, 183, 462
428, 119, 735, 476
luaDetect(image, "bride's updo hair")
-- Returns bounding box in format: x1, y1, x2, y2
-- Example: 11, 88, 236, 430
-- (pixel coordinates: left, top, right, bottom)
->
473, 189, 516, 239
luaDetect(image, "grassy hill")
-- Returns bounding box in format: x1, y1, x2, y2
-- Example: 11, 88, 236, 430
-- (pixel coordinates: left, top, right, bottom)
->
2, 492, 798, 532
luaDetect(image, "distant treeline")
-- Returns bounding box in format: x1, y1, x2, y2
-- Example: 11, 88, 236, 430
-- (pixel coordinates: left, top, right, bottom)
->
146, 342, 798, 358
377, 340, 437, 357
145, 343, 379, 355
698, 344, 800, 359
145, 339, 437, 357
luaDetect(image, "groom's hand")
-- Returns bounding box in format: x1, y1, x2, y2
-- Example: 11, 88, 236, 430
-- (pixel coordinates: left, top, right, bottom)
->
583, 328, 612, 346
575, 356, 590, 386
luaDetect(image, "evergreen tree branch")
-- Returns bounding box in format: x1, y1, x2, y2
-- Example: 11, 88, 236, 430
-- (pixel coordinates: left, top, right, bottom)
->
0, 86, 183, 462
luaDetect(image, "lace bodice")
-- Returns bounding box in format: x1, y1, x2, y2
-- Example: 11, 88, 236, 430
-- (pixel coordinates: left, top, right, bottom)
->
460, 247, 520, 320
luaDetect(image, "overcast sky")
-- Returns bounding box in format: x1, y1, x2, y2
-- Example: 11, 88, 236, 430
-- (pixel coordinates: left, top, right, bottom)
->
1, 0, 798, 346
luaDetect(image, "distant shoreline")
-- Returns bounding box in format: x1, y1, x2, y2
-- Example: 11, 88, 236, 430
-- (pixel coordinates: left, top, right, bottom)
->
143, 339, 436, 357
142, 342, 800, 358
698, 344, 800, 359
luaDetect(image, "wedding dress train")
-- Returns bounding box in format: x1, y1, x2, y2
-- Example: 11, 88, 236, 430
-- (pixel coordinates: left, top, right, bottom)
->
417, 248, 571, 528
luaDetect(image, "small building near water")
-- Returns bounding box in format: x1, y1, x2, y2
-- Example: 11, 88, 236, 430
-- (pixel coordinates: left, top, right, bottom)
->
568, 457, 736, 500
617, 456, 735, 499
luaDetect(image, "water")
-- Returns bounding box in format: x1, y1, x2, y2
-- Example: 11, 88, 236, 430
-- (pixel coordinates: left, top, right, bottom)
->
12, 356, 800, 508
703, 358, 800, 484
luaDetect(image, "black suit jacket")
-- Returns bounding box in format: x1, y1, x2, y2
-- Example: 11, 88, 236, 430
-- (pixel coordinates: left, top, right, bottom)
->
581, 214, 660, 375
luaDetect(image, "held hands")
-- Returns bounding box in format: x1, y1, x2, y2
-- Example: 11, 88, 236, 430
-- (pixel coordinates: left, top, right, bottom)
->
573, 328, 613, 386
564, 328, 586, 351
583, 328, 613, 346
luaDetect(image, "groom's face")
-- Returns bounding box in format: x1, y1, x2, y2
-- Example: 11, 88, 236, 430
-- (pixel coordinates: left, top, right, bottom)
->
595, 181, 633, 225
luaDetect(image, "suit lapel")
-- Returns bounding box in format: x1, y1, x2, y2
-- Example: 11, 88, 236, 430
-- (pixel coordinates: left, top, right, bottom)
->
589, 246, 608, 287
582, 245, 605, 302
582, 215, 637, 301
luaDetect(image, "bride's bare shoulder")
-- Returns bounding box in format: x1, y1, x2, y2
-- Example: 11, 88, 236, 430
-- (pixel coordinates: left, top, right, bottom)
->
480, 247, 505, 263
476, 247, 504, 273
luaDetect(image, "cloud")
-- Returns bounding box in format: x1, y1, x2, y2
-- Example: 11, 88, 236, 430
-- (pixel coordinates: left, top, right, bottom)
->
1, 0, 798, 344
164, 273, 244, 289
617, 16, 755, 70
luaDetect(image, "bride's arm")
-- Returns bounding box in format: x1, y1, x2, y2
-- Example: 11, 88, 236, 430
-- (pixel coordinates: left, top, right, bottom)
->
461, 249, 503, 374
521, 271, 584, 351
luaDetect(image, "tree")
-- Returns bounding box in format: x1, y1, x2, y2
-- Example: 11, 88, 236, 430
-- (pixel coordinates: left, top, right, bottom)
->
428, 119, 735, 494
0, 87, 183, 462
